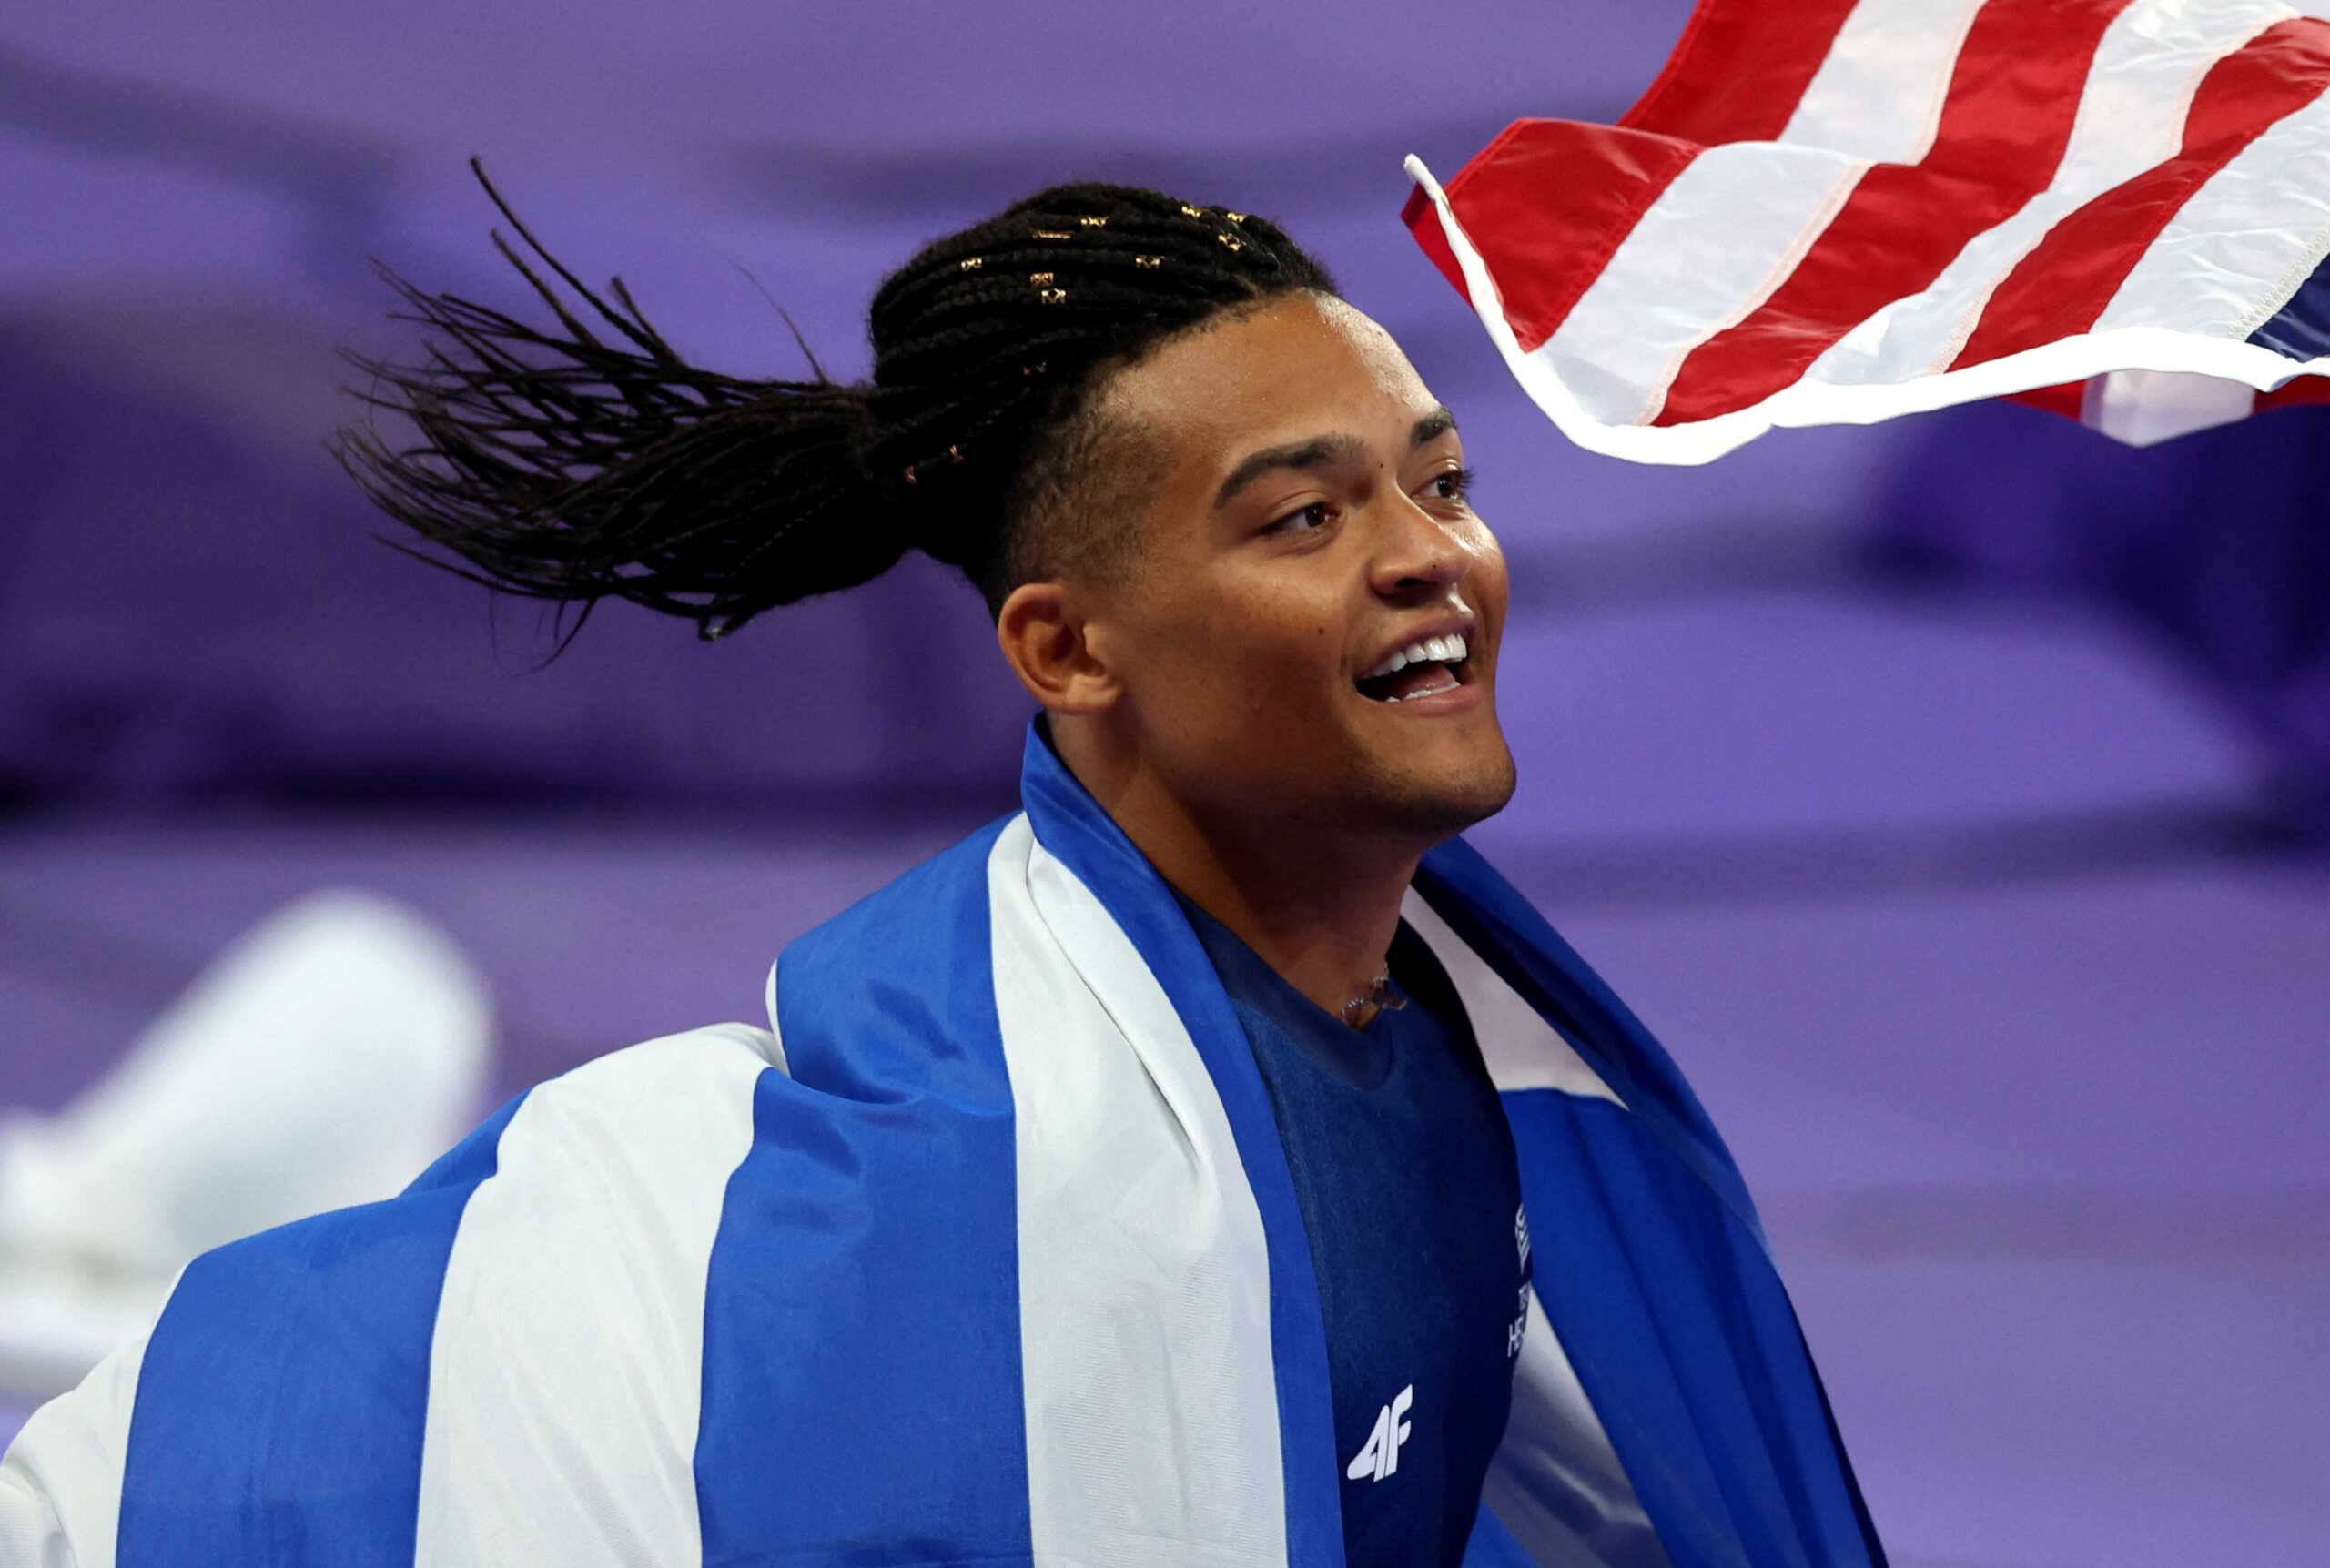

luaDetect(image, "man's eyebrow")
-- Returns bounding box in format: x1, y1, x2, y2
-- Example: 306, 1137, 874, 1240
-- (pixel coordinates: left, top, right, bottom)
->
1212, 433, 1368, 509
1412, 406, 1458, 446
1211, 410, 1461, 510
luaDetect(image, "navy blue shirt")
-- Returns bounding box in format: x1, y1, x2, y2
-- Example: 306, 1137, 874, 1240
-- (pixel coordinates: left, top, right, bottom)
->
1178, 897, 1528, 1568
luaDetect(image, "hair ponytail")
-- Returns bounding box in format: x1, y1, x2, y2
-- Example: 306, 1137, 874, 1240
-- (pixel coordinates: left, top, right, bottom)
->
335, 163, 913, 641
339, 164, 1336, 639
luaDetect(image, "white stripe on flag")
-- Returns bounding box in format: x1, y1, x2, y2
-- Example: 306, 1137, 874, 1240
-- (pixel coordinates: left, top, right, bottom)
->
988, 817, 1284, 1568
413, 1026, 769, 1568
2095, 79, 2330, 338
1807, 0, 2301, 389
1399, 892, 1623, 1106
1408, 149, 2330, 465
1778, 0, 1987, 162
1539, 143, 1869, 426
0, 1321, 155, 1568
1534, 0, 1981, 424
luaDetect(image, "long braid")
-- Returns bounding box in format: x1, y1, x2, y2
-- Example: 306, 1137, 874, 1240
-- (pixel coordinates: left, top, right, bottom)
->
336, 170, 1336, 637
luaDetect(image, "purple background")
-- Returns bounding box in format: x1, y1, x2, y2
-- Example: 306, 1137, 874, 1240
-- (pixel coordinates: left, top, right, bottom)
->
1, 3, 2324, 1562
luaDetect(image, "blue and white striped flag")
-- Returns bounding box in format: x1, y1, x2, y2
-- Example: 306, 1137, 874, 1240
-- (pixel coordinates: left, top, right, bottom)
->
4, 727, 1882, 1567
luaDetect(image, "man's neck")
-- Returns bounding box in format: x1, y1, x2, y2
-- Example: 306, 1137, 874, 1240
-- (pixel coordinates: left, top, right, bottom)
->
1052, 725, 1425, 1024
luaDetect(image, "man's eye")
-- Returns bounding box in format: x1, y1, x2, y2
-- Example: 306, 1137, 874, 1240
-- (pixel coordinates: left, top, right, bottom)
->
1270, 501, 1333, 533
1425, 468, 1477, 505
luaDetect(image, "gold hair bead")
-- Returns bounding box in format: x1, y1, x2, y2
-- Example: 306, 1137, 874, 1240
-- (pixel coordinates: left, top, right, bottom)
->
958, 257, 983, 270
1038, 288, 1068, 304
1022, 361, 1048, 376
1217, 233, 1242, 251
1180, 204, 1204, 218
1032, 229, 1073, 240
1134, 255, 1162, 268
1225, 211, 1247, 224
902, 464, 919, 485
1079, 215, 1108, 228
948, 445, 964, 463
1030, 271, 1055, 287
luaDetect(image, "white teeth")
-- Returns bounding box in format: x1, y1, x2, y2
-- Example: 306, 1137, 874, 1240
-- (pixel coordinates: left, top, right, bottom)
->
1360, 631, 1473, 683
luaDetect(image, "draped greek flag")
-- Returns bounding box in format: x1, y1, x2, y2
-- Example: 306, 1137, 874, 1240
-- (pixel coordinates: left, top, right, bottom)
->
2, 728, 1883, 1568
1403, 0, 2330, 463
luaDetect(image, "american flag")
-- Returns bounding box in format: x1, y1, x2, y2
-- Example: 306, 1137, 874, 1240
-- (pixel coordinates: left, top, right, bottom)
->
1403, 0, 2330, 463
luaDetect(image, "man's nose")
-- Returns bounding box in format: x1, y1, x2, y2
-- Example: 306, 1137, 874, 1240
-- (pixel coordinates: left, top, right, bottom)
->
1369, 496, 1473, 599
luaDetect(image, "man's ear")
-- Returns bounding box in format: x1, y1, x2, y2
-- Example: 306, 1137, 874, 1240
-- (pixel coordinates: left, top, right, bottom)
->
997, 580, 1121, 714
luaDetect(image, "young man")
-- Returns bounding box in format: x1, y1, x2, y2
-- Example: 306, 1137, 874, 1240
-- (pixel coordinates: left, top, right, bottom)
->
0, 182, 1886, 1567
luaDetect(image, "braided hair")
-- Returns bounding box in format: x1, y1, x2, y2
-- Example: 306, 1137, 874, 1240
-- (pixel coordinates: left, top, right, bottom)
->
335, 164, 1338, 639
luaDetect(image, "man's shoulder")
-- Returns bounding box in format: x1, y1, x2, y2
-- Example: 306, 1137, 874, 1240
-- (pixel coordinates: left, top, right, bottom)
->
501, 1022, 783, 1138
766, 814, 1023, 1087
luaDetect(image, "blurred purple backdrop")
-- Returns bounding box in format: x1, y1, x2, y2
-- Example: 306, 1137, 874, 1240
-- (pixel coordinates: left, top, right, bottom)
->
0, 3, 2324, 1562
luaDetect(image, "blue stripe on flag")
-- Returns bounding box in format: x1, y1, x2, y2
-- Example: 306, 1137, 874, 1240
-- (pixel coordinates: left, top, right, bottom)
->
1498, 1090, 1881, 1568
117, 1091, 528, 1567
694, 818, 1035, 1564
2250, 247, 2330, 362
1016, 723, 1345, 1568
1414, 837, 1768, 1255
1421, 838, 1883, 1564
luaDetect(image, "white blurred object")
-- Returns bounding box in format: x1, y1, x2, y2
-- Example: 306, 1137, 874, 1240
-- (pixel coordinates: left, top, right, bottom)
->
0, 891, 492, 1401
2079, 368, 2260, 447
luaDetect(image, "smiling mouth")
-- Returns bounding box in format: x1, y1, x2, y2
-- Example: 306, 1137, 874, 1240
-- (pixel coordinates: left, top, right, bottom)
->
1356, 632, 1471, 703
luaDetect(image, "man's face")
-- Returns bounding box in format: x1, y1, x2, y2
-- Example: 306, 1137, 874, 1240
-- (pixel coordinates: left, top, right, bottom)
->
1079, 290, 1515, 843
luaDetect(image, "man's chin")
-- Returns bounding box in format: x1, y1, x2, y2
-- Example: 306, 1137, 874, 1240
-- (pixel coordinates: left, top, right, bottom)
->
1354, 748, 1519, 843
